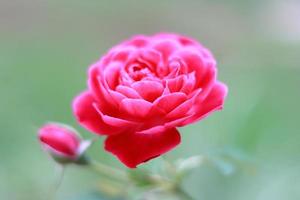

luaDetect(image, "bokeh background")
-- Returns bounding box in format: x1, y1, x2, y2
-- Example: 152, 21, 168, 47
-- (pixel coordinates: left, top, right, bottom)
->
1, 0, 299, 199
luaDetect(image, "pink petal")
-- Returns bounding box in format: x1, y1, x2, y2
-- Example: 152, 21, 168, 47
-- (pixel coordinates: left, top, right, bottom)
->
88, 65, 103, 101
93, 103, 138, 128
154, 92, 187, 113
72, 91, 124, 135
104, 128, 181, 168
132, 80, 164, 102
183, 81, 228, 125
88, 65, 120, 113
116, 85, 141, 99
110, 46, 136, 62
98, 76, 126, 108
177, 35, 199, 46
166, 75, 185, 93
180, 73, 196, 94
126, 35, 149, 48
137, 125, 166, 134
152, 40, 180, 61
171, 48, 216, 90
166, 98, 193, 119
103, 62, 121, 89
165, 115, 193, 128
120, 98, 153, 118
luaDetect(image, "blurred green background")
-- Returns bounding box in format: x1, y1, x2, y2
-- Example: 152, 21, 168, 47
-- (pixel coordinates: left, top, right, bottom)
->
1, 0, 299, 199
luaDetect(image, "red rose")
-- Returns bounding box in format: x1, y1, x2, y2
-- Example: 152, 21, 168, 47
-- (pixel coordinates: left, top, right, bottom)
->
73, 33, 227, 168
38, 123, 81, 163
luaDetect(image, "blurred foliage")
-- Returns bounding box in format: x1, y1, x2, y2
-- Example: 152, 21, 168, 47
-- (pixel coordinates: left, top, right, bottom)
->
0, 0, 300, 199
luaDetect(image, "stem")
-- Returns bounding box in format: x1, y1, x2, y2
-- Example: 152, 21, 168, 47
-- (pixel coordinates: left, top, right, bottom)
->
48, 165, 65, 200
88, 160, 128, 182
175, 187, 194, 200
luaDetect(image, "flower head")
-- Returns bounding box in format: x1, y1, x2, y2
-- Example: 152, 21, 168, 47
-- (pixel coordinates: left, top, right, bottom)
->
73, 33, 228, 168
38, 123, 82, 164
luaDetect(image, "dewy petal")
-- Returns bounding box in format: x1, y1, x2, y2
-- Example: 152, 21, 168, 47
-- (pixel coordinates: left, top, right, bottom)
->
153, 92, 187, 113
120, 98, 153, 118
183, 81, 228, 125
132, 80, 164, 102
72, 91, 124, 135
104, 128, 181, 168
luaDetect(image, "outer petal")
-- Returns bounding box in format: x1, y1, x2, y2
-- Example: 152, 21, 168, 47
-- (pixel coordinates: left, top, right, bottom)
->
72, 91, 124, 135
182, 81, 228, 125
152, 39, 180, 61
104, 128, 181, 168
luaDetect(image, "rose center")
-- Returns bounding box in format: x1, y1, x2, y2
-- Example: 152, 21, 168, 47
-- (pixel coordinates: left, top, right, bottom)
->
127, 63, 155, 81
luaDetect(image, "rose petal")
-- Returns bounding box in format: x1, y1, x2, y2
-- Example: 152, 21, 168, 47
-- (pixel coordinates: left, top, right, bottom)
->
137, 125, 166, 134
93, 103, 138, 128
110, 46, 136, 62
152, 39, 180, 61
154, 92, 187, 113
104, 128, 181, 168
181, 72, 196, 94
166, 98, 193, 119
72, 91, 123, 135
99, 76, 126, 108
116, 85, 141, 99
183, 81, 228, 125
171, 48, 216, 89
126, 35, 149, 48
120, 98, 153, 118
103, 62, 121, 89
166, 75, 185, 93
132, 80, 164, 102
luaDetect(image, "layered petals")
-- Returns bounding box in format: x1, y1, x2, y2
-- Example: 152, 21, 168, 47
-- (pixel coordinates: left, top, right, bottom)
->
72, 33, 227, 168
183, 81, 228, 125
73, 91, 125, 135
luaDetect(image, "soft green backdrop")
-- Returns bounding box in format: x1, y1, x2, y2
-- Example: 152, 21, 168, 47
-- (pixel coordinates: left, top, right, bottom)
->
1, 0, 299, 199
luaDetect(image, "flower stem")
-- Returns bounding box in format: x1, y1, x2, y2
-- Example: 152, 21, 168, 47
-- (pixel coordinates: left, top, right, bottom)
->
88, 160, 128, 182
174, 187, 194, 200
48, 165, 65, 200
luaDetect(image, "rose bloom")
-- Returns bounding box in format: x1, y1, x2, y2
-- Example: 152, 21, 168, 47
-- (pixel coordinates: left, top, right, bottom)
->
73, 33, 227, 168
38, 123, 81, 162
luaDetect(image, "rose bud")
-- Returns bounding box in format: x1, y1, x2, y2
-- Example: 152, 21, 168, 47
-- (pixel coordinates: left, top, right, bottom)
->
73, 33, 228, 168
38, 123, 89, 164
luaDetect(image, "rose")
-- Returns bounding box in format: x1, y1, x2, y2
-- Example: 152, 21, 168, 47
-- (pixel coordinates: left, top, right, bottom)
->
73, 33, 228, 168
38, 123, 83, 163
